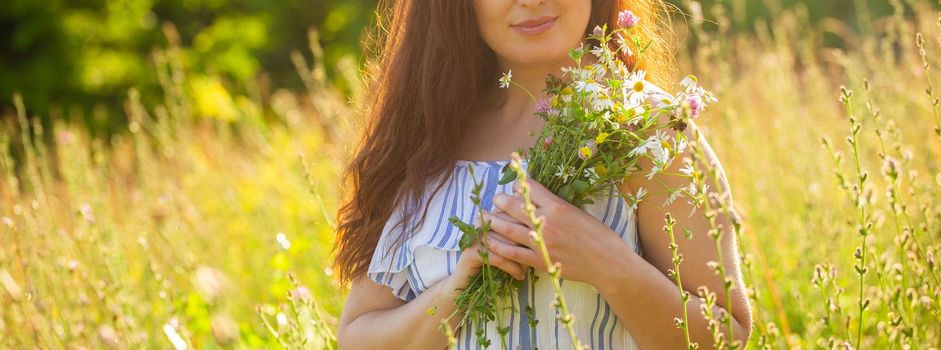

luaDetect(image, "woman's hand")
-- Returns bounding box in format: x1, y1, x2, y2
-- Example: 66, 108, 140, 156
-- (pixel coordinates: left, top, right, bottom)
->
483, 178, 632, 286
448, 223, 527, 293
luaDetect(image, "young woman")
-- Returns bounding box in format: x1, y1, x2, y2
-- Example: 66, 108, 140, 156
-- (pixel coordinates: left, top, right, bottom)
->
333, 0, 752, 348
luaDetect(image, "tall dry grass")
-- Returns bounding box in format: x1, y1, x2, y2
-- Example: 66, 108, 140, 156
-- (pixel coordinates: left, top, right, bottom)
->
0, 0, 939, 348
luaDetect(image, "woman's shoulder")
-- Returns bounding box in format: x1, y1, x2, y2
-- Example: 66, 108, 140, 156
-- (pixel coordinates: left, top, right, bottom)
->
366, 165, 483, 301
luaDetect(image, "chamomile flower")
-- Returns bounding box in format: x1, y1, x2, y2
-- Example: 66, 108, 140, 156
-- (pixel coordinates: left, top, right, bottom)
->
679, 160, 695, 178
623, 70, 650, 106
652, 136, 673, 165
575, 79, 604, 94
678, 75, 718, 110
674, 136, 688, 155
617, 36, 635, 57
554, 164, 577, 182
628, 129, 666, 157
560, 86, 575, 103
583, 166, 600, 179
680, 75, 698, 90
627, 129, 674, 179
592, 93, 615, 111
663, 187, 683, 206
636, 187, 648, 201
591, 45, 606, 59
499, 70, 513, 89
624, 187, 647, 210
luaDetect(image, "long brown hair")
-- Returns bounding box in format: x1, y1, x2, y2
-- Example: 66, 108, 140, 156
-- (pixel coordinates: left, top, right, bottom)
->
332, 0, 679, 288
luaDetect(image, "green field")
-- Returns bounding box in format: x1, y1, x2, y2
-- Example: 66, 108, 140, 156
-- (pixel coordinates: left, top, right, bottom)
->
2, 0, 940, 348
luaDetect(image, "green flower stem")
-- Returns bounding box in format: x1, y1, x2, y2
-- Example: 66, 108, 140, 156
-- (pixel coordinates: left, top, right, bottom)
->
508, 152, 586, 350
664, 213, 695, 349
915, 33, 941, 138
688, 125, 739, 349
840, 87, 870, 350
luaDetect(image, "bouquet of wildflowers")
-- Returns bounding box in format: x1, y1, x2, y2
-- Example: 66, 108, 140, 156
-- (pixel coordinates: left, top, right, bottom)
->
442, 10, 717, 349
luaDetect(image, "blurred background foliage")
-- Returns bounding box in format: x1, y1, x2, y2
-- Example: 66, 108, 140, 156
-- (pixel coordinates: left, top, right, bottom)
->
3, 0, 941, 348
1, 0, 372, 135
0, 0, 898, 136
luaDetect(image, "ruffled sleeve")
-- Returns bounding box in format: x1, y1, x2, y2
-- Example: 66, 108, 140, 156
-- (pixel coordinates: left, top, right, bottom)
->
366, 201, 419, 302
366, 167, 486, 302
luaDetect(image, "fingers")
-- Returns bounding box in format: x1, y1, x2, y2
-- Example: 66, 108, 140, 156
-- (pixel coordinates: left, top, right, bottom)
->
483, 212, 535, 249
483, 234, 543, 270
512, 178, 557, 208
485, 249, 527, 280
492, 193, 534, 229
463, 239, 526, 280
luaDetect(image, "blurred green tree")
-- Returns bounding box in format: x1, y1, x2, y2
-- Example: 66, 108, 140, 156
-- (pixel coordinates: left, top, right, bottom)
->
1, 0, 376, 133
0, 0, 907, 133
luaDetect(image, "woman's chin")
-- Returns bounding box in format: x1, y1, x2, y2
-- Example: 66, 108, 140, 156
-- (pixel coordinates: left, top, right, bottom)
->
503, 49, 574, 69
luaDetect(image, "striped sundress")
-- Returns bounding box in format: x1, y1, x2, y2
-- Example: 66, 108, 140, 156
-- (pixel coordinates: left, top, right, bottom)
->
367, 158, 644, 350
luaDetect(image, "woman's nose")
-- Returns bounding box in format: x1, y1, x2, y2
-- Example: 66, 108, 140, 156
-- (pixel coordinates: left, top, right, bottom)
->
518, 0, 547, 8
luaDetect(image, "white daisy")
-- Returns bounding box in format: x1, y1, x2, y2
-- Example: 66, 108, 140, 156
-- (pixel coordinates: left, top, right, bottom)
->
663, 188, 683, 206
623, 70, 650, 106
627, 187, 647, 210
583, 166, 600, 179
680, 75, 698, 90
575, 79, 604, 94
635, 187, 647, 201
499, 70, 513, 89
679, 160, 695, 177
591, 45, 606, 59
591, 93, 615, 111
674, 137, 688, 155
554, 164, 577, 182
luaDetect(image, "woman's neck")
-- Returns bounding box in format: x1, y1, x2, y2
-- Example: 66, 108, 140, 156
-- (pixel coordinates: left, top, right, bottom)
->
485, 49, 597, 123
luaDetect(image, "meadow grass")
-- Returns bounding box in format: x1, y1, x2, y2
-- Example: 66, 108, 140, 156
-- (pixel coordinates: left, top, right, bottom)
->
1, 1, 940, 348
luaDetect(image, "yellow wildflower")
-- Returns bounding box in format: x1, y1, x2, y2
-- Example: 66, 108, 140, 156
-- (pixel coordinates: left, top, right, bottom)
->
579, 146, 593, 159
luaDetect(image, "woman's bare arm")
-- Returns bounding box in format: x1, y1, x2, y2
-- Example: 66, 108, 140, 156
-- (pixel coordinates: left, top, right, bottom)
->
338, 274, 468, 349
602, 119, 752, 349
338, 214, 528, 349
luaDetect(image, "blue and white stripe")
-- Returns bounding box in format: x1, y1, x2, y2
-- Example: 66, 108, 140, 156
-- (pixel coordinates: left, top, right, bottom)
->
367, 159, 642, 349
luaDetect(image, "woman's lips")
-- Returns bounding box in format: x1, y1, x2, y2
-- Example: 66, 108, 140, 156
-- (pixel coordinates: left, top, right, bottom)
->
511, 16, 558, 36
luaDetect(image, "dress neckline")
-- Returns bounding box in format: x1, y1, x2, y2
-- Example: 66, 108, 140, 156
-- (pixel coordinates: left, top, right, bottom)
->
455, 159, 528, 167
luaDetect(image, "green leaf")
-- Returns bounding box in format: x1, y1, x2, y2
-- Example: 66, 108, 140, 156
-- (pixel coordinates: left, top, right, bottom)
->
498, 165, 518, 185
573, 196, 595, 207
568, 47, 584, 61
570, 179, 590, 196
450, 216, 478, 250
459, 234, 474, 250
448, 216, 475, 235
557, 183, 576, 203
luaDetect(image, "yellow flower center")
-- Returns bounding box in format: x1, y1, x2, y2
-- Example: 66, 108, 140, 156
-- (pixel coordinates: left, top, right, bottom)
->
579, 146, 593, 158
